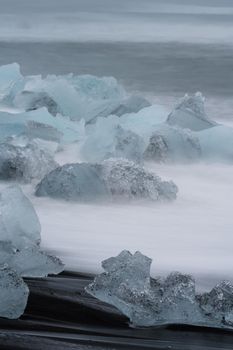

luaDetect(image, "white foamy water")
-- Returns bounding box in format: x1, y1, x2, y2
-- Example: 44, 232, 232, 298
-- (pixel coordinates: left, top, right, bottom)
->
25, 160, 233, 292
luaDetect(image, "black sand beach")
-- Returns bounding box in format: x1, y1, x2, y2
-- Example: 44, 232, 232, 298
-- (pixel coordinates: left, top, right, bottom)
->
0, 272, 232, 349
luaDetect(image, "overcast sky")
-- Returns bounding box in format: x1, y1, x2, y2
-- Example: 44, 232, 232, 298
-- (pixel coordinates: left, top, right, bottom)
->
0, 0, 233, 43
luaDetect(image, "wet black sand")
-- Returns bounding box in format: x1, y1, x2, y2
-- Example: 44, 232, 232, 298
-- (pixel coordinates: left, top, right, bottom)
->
0, 272, 232, 349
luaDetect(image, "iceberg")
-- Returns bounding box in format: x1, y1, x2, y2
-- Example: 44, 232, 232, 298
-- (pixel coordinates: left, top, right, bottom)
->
0, 267, 29, 319
144, 125, 201, 163
80, 116, 145, 163
167, 92, 216, 131
86, 251, 233, 328
36, 159, 178, 202
0, 137, 58, 182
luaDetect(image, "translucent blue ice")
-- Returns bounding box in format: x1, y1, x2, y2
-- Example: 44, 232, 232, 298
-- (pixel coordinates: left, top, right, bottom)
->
87, 251, 233, 328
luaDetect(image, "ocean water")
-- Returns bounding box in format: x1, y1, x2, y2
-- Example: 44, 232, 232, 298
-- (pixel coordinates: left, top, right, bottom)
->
0, 0, 232, 290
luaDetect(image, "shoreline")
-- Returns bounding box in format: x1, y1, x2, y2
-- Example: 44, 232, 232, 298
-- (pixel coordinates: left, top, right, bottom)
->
0, 271, 232, 349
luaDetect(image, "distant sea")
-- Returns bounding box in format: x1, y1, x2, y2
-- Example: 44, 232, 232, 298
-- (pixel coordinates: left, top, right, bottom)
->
1, 41, 233, 121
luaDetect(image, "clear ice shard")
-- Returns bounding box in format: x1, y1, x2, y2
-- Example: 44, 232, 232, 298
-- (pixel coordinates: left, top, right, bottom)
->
0, 63, 24, 105
80, 116, 145, 163
0, 185, 64, 277
86, 251, 233, 328
0, 266, 29, 319
0, 137, 58, 183
0, 185, 41, 247
143, 125, 201, 163
167, 92, 216, 131
35, 159, 178, 202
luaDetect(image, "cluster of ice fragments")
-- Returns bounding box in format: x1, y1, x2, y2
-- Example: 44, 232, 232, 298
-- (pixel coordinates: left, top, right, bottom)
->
0, 63, 232, 164
86, 251, 233, 328
35, 159, 178, 202
0, 186, 64, 319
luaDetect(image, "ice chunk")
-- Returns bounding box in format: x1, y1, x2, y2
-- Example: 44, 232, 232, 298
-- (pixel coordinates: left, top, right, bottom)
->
0, 63, 24, 105
87, 251, 233, 328
0, 138, 58, 182
0, 267, 29, 319
0, 108, 85, 144
111, 95, 151, 117
198, 281, 233, 324
101, 159, 178, 201
20, 74, 125, 123
119, 105, 169, 142
80, 116, 145, 163
0, 242, 64, 278
35, 163, 109, 201
167, 93, 216, 131
36, 159, 178, 202
144, 125, 201, 163
86, 251, 204, 327
198, 125, 233, 162
0, 186, 41, 247
14, 90, 61, 116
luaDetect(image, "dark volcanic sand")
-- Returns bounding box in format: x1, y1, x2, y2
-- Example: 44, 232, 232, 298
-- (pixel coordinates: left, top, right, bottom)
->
0, 272, 232, 349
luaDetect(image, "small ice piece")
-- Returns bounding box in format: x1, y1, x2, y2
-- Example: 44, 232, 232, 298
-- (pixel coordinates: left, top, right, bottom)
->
36, 159, 178, 202
0, 185, 41, 247
167, 93, 216, 131
0, 242, 64, 278
198, 281, 233, 324
143, 125, 201, 163
112, 95, 151, 117
100, 158, 178, 201
0, 267, 29, 319
0, 63, 24, 105
0, 138, 58, 182
35, 163, 108, 201
80, 116, 145, 163
198, 125, 233, 162
86, 251, 204, 327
